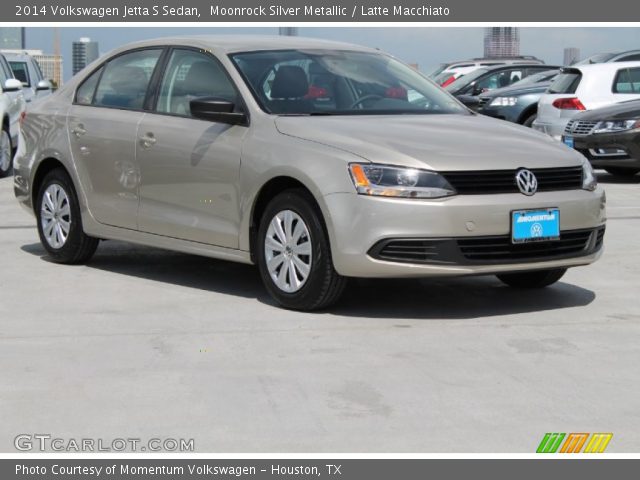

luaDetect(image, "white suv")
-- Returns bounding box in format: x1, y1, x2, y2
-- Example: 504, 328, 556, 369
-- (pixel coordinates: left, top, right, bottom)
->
0, 53, 26, 178
533, 62, 640, 140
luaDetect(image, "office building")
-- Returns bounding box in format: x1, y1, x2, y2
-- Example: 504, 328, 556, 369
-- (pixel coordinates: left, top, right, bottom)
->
0, 27, 25, 49
563, 47, 581, 65
72, 37, 99, 75
484, 27, 520, 57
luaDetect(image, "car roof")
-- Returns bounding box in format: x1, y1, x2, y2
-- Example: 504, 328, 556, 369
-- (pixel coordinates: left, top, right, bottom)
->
0, 52, 32, 61
107, 35, 378, 55
565, 61, 640, 73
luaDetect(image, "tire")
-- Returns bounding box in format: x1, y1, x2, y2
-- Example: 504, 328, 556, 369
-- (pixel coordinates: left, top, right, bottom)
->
604, 167, 640, 177
522, 113, 537, 128
496, 268, 567, 288
256, 189, 346, 310
0, 125, 13, 178
36, 168, 99, 264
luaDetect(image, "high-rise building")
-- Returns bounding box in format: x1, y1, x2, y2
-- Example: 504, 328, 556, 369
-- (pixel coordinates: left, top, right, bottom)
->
278, 27, 299, 36
483, 27, 520, 57
72, 37, 99, 75
0, 49, 63, 88
563, 47, 581, 65
0, 27, 25, 49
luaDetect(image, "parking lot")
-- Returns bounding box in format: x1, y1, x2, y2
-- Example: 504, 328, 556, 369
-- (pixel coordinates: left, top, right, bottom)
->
1, 171, 639, 453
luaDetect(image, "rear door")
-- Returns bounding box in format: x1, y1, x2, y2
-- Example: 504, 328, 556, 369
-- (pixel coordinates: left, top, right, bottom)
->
67, 48, 163, 230
135, 48, 247, 248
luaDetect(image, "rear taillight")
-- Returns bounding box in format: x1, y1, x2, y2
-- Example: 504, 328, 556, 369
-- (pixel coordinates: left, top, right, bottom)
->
19, 111, 26, 125
552, 97, 586, 110
440, 75, 456, 87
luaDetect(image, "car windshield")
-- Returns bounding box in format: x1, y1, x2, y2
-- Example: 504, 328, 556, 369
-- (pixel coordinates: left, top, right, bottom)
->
9, 61, 30, 86
230, 49, 467, 116
444, 68, 490, 92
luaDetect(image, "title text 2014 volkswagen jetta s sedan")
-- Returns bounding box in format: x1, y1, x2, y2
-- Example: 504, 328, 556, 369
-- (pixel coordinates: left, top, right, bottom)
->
13, 36, 606, 310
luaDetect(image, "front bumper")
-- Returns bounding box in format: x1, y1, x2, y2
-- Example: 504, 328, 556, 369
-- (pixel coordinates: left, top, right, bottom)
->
323, 189, 606, 278
479, 105, 523, 124
566, 130, 640, 169
532, 118, 571, 141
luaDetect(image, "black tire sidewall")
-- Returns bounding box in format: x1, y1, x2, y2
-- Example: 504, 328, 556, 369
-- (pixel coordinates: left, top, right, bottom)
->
36, 169, 87, 262
256, 190, 334, 309
0, 126, 12, 177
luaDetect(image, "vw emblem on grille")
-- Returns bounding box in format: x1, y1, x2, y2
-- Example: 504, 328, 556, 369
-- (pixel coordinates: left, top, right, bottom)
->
515, 169, 538, 196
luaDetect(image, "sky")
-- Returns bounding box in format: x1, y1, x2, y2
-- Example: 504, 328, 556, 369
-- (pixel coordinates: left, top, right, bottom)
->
24, 26, 640, 82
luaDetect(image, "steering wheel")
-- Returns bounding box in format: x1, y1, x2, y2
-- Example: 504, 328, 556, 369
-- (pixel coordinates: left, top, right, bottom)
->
349, 94, 383, 109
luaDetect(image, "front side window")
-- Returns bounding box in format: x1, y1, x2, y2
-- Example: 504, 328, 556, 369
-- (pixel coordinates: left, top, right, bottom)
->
93, 49, 162, 110
231, 49, 466, 115
9, 61, 30, 86
156, 49, 238, 116
613, 68, 640, 93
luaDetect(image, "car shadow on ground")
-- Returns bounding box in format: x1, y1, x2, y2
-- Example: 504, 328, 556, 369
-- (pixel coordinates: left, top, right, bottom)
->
595, 171, 640, 185
21, 240, 596, 320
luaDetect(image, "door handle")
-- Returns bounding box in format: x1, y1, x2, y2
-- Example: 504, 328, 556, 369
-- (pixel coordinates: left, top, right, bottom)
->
71, 124, 86, 137
139, 133, 156, 148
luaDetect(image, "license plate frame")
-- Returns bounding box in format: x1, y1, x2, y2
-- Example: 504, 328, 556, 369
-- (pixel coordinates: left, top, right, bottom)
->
511, 208, 560, 244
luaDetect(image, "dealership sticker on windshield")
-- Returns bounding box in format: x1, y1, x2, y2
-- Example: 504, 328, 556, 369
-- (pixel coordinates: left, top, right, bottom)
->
563, 136, 574, 148
511, 208, 560, 243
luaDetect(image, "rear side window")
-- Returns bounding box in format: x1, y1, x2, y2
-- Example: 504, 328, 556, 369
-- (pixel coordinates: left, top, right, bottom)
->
548, 71, 581, 94
615, 54, 640, 62
93, 49, 162, 110
613, 68, 640, 93
75, 67, 103, 105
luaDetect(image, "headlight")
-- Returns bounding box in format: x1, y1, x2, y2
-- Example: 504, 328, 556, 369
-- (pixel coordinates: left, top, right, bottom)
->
348, 163, 456, 199
592, 119, 640, 134
581, 158, 597, 191
489, 97, 518, 107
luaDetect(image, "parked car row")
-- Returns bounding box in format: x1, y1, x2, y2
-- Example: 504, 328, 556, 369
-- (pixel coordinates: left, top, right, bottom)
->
0, 51, 52, 178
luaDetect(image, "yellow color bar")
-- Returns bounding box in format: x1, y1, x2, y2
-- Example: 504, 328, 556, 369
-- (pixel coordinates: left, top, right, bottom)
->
584, 433, 613, 453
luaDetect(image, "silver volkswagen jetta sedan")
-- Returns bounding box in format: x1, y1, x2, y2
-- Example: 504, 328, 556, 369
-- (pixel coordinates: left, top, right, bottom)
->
14, 36, 606, 310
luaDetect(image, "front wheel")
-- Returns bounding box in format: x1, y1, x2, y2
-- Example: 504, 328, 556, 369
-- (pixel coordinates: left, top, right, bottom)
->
36, 168, 99, 264
496, 268, 567, 288
0, 126, 13, 178
256, 189, 346, 310
522, 113, 537, 128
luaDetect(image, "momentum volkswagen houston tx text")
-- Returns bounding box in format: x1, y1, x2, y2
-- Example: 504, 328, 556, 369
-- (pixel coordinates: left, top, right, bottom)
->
14, 36, 606, 310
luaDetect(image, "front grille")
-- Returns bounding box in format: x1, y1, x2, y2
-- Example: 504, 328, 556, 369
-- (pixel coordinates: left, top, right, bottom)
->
441, 167, 584, 195
564, 120, 598, 136
369, 227, 604, 265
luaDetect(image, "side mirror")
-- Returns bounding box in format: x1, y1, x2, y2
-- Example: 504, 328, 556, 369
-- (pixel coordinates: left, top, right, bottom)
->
36, 79, 52, 91
189, 97, 247, 125
3, 78, 23, 92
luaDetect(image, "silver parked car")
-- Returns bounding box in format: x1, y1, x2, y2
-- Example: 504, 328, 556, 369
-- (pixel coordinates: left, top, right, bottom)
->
14, 36, 606, 310
2, 52, 52, 104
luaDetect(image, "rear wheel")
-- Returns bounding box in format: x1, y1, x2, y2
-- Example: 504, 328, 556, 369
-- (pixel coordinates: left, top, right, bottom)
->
0, 126, 12, 178
604, 167, 640, 177
496, 268, 566, 288
256, 189, 346, 310
36, 168, 99, 264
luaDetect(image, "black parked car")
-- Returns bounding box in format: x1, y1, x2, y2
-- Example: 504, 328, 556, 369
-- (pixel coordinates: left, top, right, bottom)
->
561, 99, 640, 177
477, 69, 560, 126
444, 64, 561, 107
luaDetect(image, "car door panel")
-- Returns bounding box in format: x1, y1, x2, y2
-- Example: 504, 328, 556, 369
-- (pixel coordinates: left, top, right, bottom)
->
135, 48, 246, 248
136, 114, 245, 247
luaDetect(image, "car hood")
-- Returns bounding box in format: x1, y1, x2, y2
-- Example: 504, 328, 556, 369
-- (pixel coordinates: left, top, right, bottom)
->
571, 99, 640, 121
482, 82, 551, 99
274, 114, 583, 171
